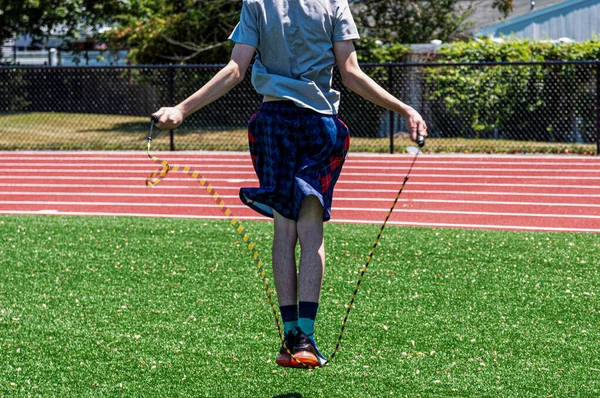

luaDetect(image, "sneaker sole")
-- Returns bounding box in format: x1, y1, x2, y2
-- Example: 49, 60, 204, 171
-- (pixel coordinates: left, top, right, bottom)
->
276, 354, 303, 368
292, 350, 320, 366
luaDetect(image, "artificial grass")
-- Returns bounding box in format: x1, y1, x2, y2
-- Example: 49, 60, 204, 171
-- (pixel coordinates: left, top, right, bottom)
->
0, 215, 598, 397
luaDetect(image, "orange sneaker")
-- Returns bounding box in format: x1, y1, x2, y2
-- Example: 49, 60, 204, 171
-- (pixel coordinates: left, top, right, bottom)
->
293, 328, 327, 367
275, 331, 302, 368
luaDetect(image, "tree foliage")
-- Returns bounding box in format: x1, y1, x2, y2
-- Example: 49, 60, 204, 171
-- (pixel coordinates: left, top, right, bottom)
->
0, 0, 240, 64
0, 0, 129, 45
352, 0, 515, 62
353, 0, 475, 45
1, 0, 514, 64
102, 0, 241, 64
492, 0, 515, 18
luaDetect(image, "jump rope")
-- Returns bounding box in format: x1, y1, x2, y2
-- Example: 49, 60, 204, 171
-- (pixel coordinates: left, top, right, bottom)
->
146, 115, 424, 369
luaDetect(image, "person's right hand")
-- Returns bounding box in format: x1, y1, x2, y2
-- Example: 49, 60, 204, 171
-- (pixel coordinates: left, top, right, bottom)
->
152, 106, 184, 130
403, 107, 427, 145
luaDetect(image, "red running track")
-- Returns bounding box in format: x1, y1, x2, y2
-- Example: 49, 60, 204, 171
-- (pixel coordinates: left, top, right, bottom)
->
1, 151, 599, 233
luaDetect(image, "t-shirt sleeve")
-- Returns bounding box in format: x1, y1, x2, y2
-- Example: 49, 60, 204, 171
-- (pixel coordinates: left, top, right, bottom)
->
333, 2, 360, 42
229, 1, 260, 47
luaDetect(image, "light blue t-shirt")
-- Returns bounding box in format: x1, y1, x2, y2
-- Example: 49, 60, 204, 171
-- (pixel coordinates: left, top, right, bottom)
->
229, 0, 360, 115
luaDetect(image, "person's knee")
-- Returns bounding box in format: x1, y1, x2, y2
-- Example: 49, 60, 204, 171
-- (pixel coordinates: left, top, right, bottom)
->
298, 196, 323, 221
297, 197, 324, 247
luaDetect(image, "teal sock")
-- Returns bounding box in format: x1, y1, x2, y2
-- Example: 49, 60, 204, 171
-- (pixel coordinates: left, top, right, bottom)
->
279, 304, 298, 336
298, 301, 319, 339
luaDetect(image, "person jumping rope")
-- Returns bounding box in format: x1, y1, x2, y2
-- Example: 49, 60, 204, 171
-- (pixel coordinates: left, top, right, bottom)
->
152, 0, 427, 368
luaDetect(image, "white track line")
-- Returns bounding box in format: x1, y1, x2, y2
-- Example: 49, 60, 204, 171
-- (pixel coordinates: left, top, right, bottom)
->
7, 163, 600, 173
385, 188, 600, 198
0, 200, 247, 209
346, 180, 600, 189
2, 183, 600, 198
349, 158, 600, 166
0, 183, 600, 201
4, 175, 598, 189
0, 209, 265, 222
2, 200, 598, 219
1, 210, 598, 233
8, 168, 600, 180
334, 207, 600, 219
1, 154, 599, 166
2, 191, 599, 208
10, 163, 259, 169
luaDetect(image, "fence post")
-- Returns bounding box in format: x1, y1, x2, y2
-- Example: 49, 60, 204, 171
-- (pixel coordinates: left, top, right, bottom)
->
169, 65, 175, 151
48, 48, 57, 66
596, 61, 600, 156
388, 63, 394, 154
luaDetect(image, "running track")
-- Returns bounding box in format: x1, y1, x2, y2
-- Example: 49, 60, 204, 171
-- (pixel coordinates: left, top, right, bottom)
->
1, 151, 599, 233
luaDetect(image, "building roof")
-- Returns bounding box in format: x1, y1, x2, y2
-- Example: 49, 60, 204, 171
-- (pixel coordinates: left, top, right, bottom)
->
462, 0, 567, 32
474, 0, 600, 41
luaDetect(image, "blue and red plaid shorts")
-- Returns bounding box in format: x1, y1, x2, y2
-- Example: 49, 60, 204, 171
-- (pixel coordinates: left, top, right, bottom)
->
239, 101, 350, 221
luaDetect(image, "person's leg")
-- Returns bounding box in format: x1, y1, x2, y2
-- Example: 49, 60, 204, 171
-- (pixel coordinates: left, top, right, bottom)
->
273, 211, 302, 367
272, 211, 298, 308
296, 195, 324, 335
293, 196, 327, 366
297, 196, 325, 303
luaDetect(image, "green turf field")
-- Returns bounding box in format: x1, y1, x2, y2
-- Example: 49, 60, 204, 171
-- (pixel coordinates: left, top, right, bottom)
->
1, 215, 598, 397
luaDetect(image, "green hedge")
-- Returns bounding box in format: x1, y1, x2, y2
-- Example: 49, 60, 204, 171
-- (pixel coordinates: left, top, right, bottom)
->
435, 38, 600, 62
422, 39, 600, 144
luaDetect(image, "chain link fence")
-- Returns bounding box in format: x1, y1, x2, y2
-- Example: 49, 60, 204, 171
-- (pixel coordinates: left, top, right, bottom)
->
1, 61, 598, 155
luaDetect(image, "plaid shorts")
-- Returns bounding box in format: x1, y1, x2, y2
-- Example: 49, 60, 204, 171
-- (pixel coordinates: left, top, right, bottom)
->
239, 101, 350, 221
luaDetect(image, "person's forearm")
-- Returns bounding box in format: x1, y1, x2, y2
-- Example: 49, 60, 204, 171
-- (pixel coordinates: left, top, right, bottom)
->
342, 69, 414, 118
176, 60, 245, 118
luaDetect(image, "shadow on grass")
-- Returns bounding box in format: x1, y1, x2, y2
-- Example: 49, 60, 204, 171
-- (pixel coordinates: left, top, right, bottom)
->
76, 120, 243, 136
76, 120, 156, 135
273, 394, 302, 398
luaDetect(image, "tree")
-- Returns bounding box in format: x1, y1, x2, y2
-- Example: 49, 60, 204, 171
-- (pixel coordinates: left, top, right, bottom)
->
102, 0, 241, 64
0, 0, 513, 65
352, 0, 514, 46
492, 0, 515, 18
0, 0, 240, 64
0, 0, 130, 45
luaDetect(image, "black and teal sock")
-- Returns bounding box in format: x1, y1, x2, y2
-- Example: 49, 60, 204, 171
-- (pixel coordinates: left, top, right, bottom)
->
298, 301, 319, 340
280, 304, 298, 336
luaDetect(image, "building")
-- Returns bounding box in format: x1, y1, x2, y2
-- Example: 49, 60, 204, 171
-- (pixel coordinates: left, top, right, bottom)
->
473, 0, 600, 41
2, 31, 127, 66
